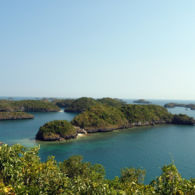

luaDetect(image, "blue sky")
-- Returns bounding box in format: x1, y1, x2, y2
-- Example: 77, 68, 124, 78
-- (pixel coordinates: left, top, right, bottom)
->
1, 0, 195, 99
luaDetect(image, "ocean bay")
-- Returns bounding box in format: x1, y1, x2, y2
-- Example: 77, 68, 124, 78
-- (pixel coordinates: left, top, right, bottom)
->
1, 100, 195, 183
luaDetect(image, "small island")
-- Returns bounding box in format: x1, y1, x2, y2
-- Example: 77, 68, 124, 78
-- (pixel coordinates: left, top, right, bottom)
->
36, 120, 78, 141
164, 103, 195, 110
0, 112, 34, 120
0, 100, 60, 112
133, 99, 151, 104
0, 100, 60, 121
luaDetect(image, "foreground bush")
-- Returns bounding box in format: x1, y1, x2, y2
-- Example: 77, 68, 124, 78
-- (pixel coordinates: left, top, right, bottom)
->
0, 144, 195, 194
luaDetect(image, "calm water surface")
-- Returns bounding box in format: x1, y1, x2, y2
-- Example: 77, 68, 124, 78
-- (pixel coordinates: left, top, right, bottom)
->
1, 99, 195, 183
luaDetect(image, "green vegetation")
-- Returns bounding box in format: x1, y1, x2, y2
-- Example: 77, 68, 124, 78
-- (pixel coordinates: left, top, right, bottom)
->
97, 97, 126, 108
65, 97, 99, 113
36, 120, 77, 141
64, 97, 126, 113
72, 104, 128, 132
0, 112, 34, 120
0, 100, 60, 112
52, 99, 75, 108
120, 104, 173, 124
0, 100, 60, 121
72, 104, 176, 132
172, 114, 195, 125
0, 100, 15, 112
37, 103, 195, 141
1, 144, 195, 194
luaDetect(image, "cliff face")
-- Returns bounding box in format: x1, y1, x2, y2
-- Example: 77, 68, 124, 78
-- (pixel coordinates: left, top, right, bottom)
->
0, 112, 34, 120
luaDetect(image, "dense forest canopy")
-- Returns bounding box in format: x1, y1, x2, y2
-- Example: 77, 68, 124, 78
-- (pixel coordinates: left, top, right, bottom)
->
52, 99, 75, 108
0, 144, 195, 194
64, 97, 99, 113
71, 104, 128, 132
36, 120, 77, 141
72, 104, 194, 133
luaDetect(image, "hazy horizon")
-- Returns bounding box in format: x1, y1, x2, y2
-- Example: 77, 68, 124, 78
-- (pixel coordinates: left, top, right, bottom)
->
1, 0, 195, 99
2, 96, 195, 102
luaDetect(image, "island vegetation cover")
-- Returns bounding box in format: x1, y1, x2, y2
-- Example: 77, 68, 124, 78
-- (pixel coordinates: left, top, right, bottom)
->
1, 97, 195, 194
0, 100, 60, 120
35, 97, 195, 141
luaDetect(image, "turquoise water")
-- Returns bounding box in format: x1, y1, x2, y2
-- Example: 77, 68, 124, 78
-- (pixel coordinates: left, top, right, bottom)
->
1, 100, 195, 183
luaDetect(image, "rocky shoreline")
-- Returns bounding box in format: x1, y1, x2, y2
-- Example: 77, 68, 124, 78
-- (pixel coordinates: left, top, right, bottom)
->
35, 103, 195, 142
36, 118, 195, 141
83, 120, 168, 133
38, 118, 192, 142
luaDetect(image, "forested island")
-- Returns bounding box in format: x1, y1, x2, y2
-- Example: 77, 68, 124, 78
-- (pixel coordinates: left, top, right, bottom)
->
36, 97, 195, 141
1, 144, 195, 194
36, 120, 78, 141
45, 97, 125, 111
0, 100, 60, 120
0, 100, 60, 112
164, 102, 195, 110
0, 112, 34, 120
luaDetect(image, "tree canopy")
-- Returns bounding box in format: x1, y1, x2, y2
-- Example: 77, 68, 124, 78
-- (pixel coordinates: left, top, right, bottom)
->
1, 144, 195, 194
36, 120, 77, 141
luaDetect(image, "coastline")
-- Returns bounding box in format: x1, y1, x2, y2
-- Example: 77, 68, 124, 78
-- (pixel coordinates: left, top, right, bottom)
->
35, 123, 171, 143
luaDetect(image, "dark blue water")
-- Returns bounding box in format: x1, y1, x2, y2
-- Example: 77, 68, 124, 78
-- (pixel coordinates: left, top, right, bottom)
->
1, 99, 195, 183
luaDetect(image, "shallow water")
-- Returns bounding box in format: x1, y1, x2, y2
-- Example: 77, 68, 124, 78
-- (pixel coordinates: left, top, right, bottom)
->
1, 100, 195, 183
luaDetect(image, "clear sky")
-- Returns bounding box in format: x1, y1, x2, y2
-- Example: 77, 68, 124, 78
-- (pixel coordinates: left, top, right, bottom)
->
1, 0, 195, 99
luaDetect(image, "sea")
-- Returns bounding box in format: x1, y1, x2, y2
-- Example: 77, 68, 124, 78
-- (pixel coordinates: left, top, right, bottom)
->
1, 97, 195, 183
